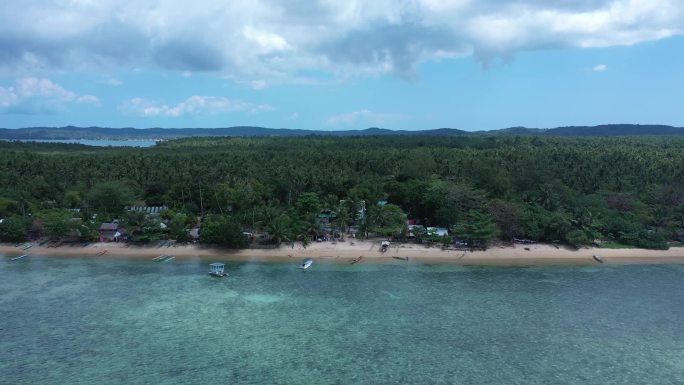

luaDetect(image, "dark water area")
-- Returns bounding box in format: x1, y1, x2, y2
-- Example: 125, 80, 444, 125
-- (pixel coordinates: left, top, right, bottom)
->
1, 258, 683, 384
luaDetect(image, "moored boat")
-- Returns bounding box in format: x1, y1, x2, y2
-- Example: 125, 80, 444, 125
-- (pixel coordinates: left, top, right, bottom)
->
300, 258, 313, 269
209, 262, 228, 277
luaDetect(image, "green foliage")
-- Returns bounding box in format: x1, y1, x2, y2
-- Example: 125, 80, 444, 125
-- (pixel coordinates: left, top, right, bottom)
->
86, 182, 133, 215
452, 211, 499, 249
168, 213, 192, 243
36, 209, 73, 239
295, 192, 321, 216
1, 135, 684, 249
366, 203, 407, 238
0, 197, 22, 217
200, 214, 247, 248
0, 216, 29, 242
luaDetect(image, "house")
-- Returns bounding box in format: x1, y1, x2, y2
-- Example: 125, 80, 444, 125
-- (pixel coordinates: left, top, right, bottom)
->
407, 224, 425, 239
427, 227, 449, 237
99, 222, 125, 242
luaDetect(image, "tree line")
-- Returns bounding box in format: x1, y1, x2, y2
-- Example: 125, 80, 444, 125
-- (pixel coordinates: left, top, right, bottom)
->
1, 135, 683, 249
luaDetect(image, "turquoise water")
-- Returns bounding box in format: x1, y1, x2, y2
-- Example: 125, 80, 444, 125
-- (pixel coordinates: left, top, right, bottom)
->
2, 258, 684, 384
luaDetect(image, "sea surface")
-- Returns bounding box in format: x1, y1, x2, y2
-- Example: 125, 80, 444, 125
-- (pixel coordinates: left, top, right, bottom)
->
1, 257, 684, 384
1, 139, 158, 147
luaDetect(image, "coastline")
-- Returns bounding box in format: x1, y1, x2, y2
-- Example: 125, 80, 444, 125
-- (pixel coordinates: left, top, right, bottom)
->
3, 240, 684, 266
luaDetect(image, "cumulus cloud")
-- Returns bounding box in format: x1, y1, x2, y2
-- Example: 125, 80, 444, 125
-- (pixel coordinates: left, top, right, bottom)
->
0, 0, 682, 80
119, 95, 274, 117
593, 64, 608, 72
326, 110, 407, 126
0, 77, 99, 113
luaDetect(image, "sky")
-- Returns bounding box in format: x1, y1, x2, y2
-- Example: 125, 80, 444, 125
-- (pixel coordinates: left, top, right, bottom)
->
1, 0, 683, 131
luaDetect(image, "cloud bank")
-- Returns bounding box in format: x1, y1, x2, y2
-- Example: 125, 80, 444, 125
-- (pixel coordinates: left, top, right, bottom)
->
0, 77, 99, 113
119, 96, 273, 117
1, 0, 681, 81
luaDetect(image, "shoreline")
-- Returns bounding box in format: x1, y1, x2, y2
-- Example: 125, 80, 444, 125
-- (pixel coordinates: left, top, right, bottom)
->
3, 240, 684, 266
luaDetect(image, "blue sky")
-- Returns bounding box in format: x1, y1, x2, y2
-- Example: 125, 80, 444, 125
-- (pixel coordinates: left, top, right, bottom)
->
1, 0, 683, 131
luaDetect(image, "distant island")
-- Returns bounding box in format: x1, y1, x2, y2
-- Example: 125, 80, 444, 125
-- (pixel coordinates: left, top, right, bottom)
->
1, 124, 684, 140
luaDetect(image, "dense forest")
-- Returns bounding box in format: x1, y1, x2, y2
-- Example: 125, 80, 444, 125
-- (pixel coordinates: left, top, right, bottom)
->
1, 135, 683, 250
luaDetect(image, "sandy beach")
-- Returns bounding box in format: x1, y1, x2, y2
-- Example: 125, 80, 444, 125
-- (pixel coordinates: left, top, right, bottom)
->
3, 240, 684, 265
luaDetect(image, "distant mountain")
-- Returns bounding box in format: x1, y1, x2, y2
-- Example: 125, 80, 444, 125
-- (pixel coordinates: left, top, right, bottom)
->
0, 124, 682, 140
540, 124, 684, 136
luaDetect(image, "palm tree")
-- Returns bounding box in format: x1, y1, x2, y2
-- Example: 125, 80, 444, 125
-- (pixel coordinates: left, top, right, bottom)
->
266, 214, 292, 247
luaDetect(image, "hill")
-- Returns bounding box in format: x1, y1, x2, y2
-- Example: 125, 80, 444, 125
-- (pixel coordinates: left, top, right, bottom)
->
0, 124, 682, 140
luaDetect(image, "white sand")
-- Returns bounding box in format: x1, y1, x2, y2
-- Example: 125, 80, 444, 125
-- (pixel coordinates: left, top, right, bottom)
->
3, 240, 684, 265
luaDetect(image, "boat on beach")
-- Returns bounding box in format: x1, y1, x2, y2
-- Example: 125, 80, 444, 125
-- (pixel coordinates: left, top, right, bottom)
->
593, 254, 604, 263
300, 258, 313, 269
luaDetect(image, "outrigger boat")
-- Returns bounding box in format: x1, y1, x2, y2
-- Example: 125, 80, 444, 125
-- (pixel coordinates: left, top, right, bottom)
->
209, 262, 228, 277
350, 256, 363, 264
592, 254, 604, 263
300, 258, 313, 270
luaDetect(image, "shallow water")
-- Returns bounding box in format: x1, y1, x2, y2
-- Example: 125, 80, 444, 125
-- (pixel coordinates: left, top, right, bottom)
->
2, 257, 684, 384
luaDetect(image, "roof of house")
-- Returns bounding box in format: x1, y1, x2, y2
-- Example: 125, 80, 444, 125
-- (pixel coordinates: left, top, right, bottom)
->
99, 223, 119, 231
127, 205, 168, 215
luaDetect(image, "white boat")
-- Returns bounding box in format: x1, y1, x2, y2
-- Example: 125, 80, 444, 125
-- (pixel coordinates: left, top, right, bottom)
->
300, 258, 313, 270
592, 254, 604, 263
11, 254, 27, 261
209, 262, 228, 277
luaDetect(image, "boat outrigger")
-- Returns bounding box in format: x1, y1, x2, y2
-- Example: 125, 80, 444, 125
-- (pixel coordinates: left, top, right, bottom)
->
209, 262, 228, 277
300, 258, 313, 270
11, 254, 27, 261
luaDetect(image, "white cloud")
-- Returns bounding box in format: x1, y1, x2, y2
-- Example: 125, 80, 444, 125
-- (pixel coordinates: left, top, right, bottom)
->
0, 77, 99, 112
251, 80, 268, 90
0, 0, 682, 80
98, 77, 122, 86
119, 95, 274, 117
593, 64, 608, 72
326, 110, 407, 126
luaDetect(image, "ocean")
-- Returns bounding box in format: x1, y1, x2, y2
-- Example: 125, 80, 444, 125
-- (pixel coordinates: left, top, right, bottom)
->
2, 258, 683, 384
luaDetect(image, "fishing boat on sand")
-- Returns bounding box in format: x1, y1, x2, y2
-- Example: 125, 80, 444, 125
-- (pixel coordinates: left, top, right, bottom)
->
592, 254, 604, 263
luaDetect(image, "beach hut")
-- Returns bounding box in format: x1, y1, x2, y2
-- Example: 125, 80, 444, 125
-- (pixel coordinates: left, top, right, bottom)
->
209, 262, 228, 277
